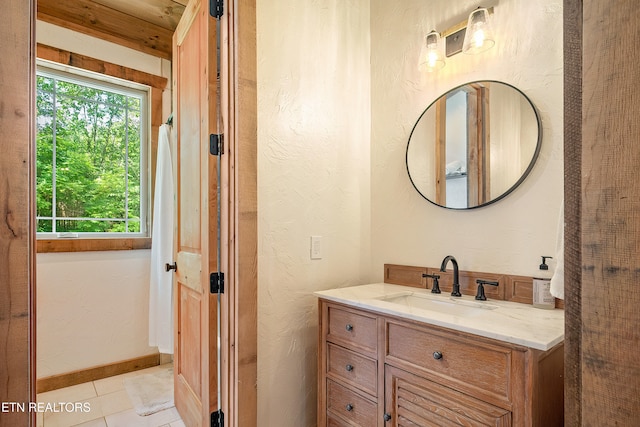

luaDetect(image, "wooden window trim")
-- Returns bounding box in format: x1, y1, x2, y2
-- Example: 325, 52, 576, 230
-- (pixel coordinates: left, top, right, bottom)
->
37, 237, 151, 253
36, 44, 168, 253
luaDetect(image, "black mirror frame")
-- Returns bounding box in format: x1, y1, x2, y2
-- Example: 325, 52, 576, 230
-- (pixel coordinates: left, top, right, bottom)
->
405, 80, 543, 210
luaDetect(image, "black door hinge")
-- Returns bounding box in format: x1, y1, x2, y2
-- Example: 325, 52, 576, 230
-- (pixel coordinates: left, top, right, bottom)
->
210, 0, 224, 19
210, 272, 224, 294
210, 134, 224, 156
211, 409, 224, 427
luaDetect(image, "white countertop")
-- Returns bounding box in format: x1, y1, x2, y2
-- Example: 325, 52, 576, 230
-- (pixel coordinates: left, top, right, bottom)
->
315, 283, 564, 351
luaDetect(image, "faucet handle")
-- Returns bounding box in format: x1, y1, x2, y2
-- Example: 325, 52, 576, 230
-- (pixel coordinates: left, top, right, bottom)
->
475, 279, 499, 301
422, 273, 441, 293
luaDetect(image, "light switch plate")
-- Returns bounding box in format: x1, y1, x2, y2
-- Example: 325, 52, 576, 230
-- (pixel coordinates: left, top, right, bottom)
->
310, 236, 322, 260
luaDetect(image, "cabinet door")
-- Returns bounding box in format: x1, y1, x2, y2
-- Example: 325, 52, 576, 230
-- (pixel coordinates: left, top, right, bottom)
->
384, 365, 511, 427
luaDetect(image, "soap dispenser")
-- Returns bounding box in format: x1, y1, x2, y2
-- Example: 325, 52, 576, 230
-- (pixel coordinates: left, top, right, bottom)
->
533, 256, 555, 309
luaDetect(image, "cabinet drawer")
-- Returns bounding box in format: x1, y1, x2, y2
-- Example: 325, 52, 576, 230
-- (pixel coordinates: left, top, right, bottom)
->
327, 380, 377, 427
386, 321, 512, 402
327, 343, 377, 396
327, 413, 351, 427
327, 306, 377, 355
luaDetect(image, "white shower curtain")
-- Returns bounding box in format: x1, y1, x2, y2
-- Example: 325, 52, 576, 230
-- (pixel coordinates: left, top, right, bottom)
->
149, 124, 175, 354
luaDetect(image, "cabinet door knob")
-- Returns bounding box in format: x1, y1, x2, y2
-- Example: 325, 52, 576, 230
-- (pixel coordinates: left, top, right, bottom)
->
346, 403, 354, 412
345, 364, 353, 372
345, 324, 353, 332
433, 351, 443, 360
384, 413, 392, 422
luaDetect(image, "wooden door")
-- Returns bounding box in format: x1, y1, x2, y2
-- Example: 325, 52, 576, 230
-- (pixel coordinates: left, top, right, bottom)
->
172, 1, 220, 425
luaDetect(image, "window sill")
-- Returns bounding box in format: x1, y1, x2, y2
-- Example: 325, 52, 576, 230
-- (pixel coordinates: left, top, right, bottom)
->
36, 237, 152, 253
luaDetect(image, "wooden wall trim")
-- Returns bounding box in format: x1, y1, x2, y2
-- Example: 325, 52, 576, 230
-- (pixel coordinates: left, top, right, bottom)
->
563, 0, 582, 425
37, 237, 151, 253
0, 1, 36, 426
36, 354, 160, 393
384, 264, 564, 308
36, 44, 168, 89
37, 0, 173, 60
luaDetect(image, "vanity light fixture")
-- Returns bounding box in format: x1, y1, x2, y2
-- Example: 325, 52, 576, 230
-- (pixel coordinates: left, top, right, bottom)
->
462, 7, 495, 54
443, 6, 495, 57
419, 30, 446, 72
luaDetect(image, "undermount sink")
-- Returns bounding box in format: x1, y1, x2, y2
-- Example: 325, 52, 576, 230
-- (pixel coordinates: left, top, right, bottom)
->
375, 292, 499, 316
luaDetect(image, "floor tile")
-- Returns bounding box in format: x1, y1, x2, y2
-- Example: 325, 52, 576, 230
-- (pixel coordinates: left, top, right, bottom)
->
94, 364, 172, 396
38, 382, 97, 403
36, 364, 182, 427
93, 375, 126, 396
72, 419, 108, 427
41, 404, 101, 427
105, 407, 180, 427
96, 390, 133, 417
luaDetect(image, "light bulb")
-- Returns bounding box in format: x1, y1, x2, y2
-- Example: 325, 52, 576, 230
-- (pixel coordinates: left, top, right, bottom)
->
462, 8, 495, 54
419, 30, 445, 72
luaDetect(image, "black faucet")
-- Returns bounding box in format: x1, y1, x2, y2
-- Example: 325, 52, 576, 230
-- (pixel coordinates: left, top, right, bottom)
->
440, 255, 462, 297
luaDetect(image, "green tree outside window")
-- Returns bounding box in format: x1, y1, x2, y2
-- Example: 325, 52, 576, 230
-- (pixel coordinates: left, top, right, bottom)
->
36, 66, 148, 235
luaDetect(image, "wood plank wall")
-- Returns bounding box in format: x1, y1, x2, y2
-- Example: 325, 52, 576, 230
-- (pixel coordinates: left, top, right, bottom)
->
563, 0, 582, 425
576, 1, 640, 424
0, 2, 36, 426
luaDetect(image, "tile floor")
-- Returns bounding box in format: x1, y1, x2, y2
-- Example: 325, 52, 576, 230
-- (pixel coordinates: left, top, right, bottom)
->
36, 364, 185, 427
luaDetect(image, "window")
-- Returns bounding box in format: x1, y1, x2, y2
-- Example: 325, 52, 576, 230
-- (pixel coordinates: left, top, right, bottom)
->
36, 62, 150, 238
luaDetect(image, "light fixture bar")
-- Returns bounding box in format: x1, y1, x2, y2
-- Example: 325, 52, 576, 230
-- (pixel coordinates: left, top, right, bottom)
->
445, 27, 467, 57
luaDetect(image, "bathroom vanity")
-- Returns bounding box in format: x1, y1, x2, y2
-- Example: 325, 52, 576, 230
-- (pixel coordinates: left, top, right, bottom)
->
316, 284, 564, 426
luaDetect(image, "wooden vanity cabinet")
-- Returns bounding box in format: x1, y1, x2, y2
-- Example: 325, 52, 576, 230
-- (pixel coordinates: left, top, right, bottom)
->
318, 304, 382, 427
318, 299, 564, 427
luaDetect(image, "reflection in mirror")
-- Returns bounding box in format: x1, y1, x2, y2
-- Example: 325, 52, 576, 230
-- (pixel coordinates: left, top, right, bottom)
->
406, 81, 541, 209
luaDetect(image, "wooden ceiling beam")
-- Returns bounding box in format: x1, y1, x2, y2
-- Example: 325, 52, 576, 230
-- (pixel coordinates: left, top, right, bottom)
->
90, 0, 186, 31
37, 0, 173, 60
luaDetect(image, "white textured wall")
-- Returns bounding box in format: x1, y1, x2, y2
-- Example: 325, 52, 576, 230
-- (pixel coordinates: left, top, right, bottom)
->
257, 1, 371, 425
36, 21, 170, 378
36, 251, 157, 377
370, 0, 564, 277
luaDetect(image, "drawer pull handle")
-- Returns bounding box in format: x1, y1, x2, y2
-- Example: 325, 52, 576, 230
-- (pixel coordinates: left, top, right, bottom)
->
346, 403, 354, 412
433, 351, 443, 360
345, 324, 353, 332
345, 364, 353, 372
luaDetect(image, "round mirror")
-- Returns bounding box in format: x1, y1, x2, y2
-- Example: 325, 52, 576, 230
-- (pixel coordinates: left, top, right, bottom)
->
406, 81, 541, 209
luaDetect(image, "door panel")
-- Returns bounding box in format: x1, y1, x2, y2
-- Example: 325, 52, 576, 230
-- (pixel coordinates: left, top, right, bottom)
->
173, 0, 218, 425
179, 287, 202, 397
385, 365, 511, 426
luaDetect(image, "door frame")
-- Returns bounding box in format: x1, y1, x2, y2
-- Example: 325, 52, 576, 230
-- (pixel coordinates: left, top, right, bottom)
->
0, 0, 256, 426
219, 1, 258, 425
